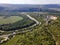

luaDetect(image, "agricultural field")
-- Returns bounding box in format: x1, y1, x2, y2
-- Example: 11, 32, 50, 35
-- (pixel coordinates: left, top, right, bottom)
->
0, 15, 35, 31
0, 16, 23, 24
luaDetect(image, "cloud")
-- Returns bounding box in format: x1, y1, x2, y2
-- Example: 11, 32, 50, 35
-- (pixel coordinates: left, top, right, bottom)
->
0, 0, 60, 4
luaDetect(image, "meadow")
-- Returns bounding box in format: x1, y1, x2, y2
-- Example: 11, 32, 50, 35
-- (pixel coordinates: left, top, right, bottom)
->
0, 16, 23, 24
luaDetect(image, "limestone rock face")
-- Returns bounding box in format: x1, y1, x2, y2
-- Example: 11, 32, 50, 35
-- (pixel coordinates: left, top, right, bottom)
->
50, 16, 57, 20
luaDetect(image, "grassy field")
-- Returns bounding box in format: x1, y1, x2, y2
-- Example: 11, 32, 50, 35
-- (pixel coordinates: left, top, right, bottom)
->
0, 16, 23, 24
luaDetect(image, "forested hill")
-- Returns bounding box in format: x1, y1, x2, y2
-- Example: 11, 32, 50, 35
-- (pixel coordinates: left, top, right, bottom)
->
0, 4, 60, 15
0, 4, 60, 12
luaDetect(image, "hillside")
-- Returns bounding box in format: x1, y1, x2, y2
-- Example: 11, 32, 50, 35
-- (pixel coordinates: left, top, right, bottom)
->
0, 4, 60, 45
0, 12, 59, 45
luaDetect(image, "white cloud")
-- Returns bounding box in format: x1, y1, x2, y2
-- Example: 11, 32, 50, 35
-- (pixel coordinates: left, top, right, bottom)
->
0, 0, 60, 4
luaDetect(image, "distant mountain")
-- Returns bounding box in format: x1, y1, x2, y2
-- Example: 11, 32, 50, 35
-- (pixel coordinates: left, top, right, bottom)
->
42, 4, 60, 8
0, 4, 40, 12
0, 4, 60, 15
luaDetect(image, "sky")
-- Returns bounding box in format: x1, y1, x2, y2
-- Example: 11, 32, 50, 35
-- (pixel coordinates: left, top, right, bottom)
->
0, 0, 60, 4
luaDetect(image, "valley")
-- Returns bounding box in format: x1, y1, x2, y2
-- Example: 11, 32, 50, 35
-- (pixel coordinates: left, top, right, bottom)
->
0, 4, 60, 45
0, 12, 59, 45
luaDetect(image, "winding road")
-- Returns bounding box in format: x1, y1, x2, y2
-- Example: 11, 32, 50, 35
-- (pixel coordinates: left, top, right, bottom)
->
26, 14, 39, 25
0, 13, 41, 44
22, 13, 41, 25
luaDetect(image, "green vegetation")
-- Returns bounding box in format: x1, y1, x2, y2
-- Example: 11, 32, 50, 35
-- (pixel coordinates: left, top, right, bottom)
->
1, 35, 22, 45
0, 12, 60, 45
47, 16, 60, 45
1, 25, 55, 45
0, 16, 23, 24
0, 15, 35, 31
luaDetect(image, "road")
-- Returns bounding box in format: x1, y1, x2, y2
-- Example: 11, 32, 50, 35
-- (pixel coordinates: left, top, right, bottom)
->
0, 13, 41, 44
26, 14, 39, 25
21, 13, 41, 27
